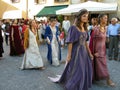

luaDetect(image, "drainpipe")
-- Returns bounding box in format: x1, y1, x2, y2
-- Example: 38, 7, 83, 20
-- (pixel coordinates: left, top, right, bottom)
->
26, 0, 28, 19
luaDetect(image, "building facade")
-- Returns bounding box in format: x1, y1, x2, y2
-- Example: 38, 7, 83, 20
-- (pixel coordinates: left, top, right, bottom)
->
0, 0, 70, 19
0, 0, 119, 19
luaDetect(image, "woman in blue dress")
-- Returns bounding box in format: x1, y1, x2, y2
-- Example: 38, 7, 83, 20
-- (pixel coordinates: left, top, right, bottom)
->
59, 9, 93, 90
45, 16, 61, 66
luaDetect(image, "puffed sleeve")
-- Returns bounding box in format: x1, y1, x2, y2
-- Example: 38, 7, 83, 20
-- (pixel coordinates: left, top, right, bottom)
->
65, 25, 78, 43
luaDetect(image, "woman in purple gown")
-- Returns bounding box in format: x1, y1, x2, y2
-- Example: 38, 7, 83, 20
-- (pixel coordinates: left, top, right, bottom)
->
59, 9, 93, 90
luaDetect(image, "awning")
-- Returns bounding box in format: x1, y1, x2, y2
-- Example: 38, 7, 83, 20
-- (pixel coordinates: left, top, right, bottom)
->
3, 10, 22, 19
36, 5, 68, 17
56, 1, 118, 15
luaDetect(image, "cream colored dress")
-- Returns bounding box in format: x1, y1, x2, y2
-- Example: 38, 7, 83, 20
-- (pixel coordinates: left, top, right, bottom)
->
50, 26, 60, 66
21, 29, 44, 69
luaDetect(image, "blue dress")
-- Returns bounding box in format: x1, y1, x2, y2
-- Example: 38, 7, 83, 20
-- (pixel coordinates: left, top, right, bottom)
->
59, 25, 92, 90
45, 25, 61, 65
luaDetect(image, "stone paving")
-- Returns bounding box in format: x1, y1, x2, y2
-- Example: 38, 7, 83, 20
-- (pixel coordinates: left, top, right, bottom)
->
0, 42, 120, 90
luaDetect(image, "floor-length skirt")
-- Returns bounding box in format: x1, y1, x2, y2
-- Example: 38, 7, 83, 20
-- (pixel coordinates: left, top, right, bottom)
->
21, 30, 44, 69
51, 35, 60, 66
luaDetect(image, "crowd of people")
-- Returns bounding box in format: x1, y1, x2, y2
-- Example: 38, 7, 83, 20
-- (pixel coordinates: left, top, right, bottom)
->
0, 8, 120, 90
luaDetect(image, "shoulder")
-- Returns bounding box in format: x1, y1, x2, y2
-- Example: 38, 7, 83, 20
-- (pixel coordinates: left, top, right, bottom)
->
45, 26, 52, 33
46, 26, 50, 29
116, 23, 120, 26
46, 26, 51, 30
67, 20, 70, 22
108, 24, 112, 27
69, 25, 77, 30
24, 29, 29, 38
62, 21, 65, 24
68, 25, 78, 34
93, 25, 100, 31
55, 26, 59, 29
105, 26, 108, 30
93, 26, 100, 34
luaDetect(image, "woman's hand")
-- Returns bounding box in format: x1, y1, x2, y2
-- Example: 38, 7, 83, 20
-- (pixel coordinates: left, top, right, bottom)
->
46, 37, 50, 44
89, 53, 94, 60
106, 37, 109, 43
66, 54, 71, 63
94, 52, 99, 57
47, 40, 50, 44
58, 36, 61, 42
66, 43, 72, 63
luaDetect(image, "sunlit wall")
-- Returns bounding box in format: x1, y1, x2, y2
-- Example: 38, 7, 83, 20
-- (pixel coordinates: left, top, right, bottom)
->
0, 0, 55, 19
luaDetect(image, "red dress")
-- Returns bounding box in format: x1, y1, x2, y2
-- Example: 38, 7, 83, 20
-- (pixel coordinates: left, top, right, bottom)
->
60, 31, 65, 39
9, 25, 24, 56
89, 26, 109, 80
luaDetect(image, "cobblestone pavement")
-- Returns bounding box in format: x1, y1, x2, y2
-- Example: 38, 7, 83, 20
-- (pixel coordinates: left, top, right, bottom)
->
0, 42, 120, 90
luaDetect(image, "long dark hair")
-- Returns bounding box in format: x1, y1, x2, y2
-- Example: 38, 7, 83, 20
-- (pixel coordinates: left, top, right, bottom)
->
74, 9, 89, 31
98, 13, 108, 24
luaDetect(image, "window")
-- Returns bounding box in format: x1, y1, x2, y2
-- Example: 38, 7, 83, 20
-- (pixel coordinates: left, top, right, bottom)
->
34, 0, 46, 4
55, 0, 69, 3
84, 0, 100, 2
11, 0, 20, 3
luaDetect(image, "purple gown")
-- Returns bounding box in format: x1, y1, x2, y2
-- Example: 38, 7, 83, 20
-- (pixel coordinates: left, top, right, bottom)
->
59, 25, 92, 90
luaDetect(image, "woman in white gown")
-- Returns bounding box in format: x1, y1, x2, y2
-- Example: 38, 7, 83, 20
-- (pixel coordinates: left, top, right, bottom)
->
20, 20, 44, 70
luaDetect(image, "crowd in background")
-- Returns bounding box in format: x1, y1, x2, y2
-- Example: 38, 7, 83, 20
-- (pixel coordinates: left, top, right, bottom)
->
0, 14, 120, 64
0, 16, 71, 58
0, 11, 120, 89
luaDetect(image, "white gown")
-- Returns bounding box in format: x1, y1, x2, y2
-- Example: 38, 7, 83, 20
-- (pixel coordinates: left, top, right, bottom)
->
50, 26, 60, 66
38, 29, 42, 42
20, 30, 44, 69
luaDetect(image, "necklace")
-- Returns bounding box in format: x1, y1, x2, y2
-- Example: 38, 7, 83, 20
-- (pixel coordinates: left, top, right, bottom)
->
100, 26, 106, 33
31, 28, 36, 35
76, 27, 85, 32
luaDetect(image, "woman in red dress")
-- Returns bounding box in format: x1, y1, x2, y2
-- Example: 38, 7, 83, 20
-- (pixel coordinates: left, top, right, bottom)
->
90, 14, 115, 86
9, 19, 24, 56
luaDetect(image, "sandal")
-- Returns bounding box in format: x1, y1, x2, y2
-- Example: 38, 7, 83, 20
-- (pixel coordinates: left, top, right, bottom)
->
107, 79, 115, 87
39, 67, 45, 70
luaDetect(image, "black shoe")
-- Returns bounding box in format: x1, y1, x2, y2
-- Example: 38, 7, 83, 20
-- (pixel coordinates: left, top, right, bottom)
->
109, 57, 112, 60
114, 58, 118, 61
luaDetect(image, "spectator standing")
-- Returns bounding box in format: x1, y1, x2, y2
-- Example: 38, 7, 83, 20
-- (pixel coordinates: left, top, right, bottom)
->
0, 20, 4, 59
62, 16, 71, 36
107, 18, 120, 60
5, 19, 10, 45
60, 29, 65, 49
